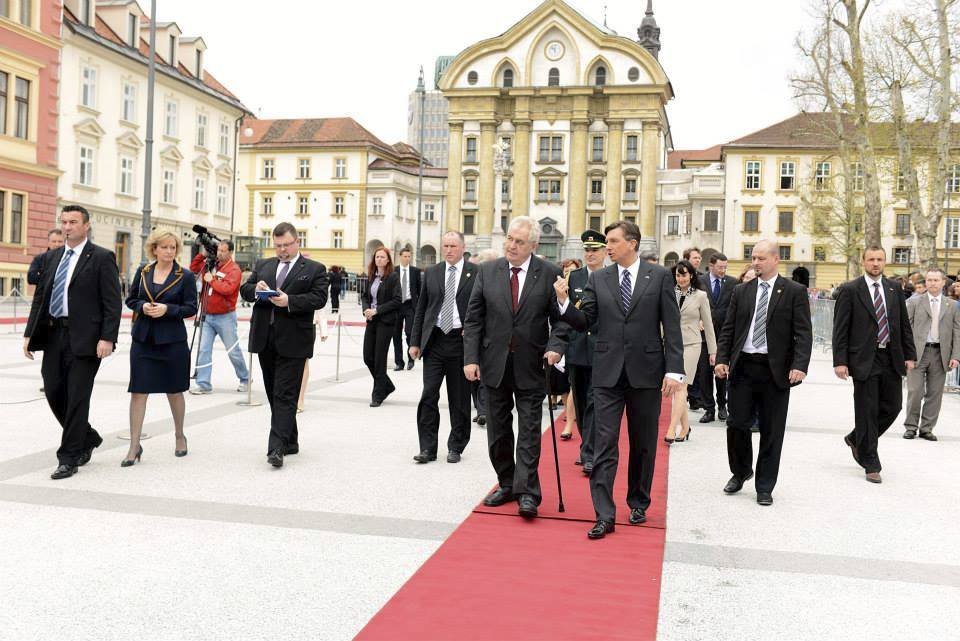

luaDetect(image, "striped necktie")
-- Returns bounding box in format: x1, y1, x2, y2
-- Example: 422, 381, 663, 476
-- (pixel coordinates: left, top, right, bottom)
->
49, 249, 74, 318
438, 265, 457, 333
874, 283, 889, 346
620, 269, 632, 314
752, 281, 770, 349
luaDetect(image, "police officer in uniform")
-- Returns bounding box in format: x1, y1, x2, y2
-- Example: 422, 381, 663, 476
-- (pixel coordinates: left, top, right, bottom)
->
565, 230, 606, 475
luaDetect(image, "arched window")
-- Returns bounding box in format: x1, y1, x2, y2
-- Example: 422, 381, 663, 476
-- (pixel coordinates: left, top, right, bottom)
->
502, 68, 514, 88
548, 67, 560, 86
595, 66, 606, 86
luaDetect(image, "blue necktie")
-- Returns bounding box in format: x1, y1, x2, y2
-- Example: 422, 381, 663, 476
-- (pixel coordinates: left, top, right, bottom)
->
620, 269, 632, 314
712, 277, 720, 303
49, 249, 74, 318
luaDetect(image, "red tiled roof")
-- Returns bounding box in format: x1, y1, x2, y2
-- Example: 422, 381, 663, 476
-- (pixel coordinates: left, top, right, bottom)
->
240, 117, 395, 154
667, 144, 722, 169
368, 158, 447, 178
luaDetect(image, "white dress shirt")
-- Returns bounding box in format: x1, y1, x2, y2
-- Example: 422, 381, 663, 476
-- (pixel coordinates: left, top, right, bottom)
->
927, 293, 942, 343
435, 258, 466, 329
742, 273, 779, 355
275, 253, 300, 282
508, 254, 532, 303
51, 238, 87, 317
399, 265, 412, 302
863, 273, 888, 346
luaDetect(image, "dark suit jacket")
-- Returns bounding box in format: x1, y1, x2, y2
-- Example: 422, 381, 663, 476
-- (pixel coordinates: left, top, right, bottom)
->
27, 250, 47, 286
700, 273, 738, 333
396, 265, 422, 309
716, 275, 813, 390
564, 266, 601, 367
832, 276, 916, 379
24, 242, 122, 356
463, 256, 569, 389
240, 256, 329, 358
126, 262, 198, 345
361, 271, 402, 325
562, 261, 684, 389
410, 260, 477, 354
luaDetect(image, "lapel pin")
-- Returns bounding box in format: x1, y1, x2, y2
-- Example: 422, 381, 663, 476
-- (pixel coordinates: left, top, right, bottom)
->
644, 275, 651, 279
466, 273, 471, 278
777, 289, 782, 294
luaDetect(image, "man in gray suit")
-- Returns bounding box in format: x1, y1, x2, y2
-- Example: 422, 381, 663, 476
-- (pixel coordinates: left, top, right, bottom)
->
556, 220, 684, 539
904, 267, 960, 441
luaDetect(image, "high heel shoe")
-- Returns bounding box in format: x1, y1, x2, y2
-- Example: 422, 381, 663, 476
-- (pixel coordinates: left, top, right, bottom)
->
175, 436, 188, 458
121, 445, 143, 467
663, 434, 676, 444
676, 427, 692, 442
560, 431, 573, 441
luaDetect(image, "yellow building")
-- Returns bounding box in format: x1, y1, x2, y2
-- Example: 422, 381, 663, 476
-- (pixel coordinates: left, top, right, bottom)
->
439, 0, 673, 260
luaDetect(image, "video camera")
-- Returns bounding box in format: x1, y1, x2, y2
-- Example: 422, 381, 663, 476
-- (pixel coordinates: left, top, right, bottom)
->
192, 224, 222, 272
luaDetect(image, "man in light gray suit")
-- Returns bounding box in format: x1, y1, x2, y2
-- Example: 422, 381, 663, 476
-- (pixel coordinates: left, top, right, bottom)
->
903, 267, 960, 441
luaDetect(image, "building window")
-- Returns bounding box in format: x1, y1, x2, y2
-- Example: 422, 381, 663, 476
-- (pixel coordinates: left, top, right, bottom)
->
893, 247, 911, 264
896, 168, 907, 193
589, 215, 602, 231
626, 135, 639, 161
372, 196, 383, 215
127, 13, 138, 47
122, 82, 136, 122
465, 137, 478, 163
335, 158, 346, 178
78, 145, 95, 186
334, 195, 345, 215
196, 112, 207, 148
947, 164, 960, 193
396, 197, 403, 218
216, 183, 227, 215
262, 158, 274, 179
502, 68, 513, 88
537, 178, 562, 201
13, 77, 28, 139
298, 158, 311, 179
745, 160, 762, 190
501, 177, 511, 202
548, 67, 559, 86
296, 194, 309, 216
778, 210, 794, 233
195, 49, 203, 77
168, 34, 177, 66
332, 230, 343, 249
814, 245, 827, 262
0, 2, 7, 18
852, 162, 864, 192
297, 230, 307, 246
779, 161, 795, 190
162, 169, 175, 203
743, 209, 759, 232
3, 192, 23, 243
164, 100, 178, 137
463, 213, 475, 235
667, 215, 680, 236
590, 178, 603, 202
538, 136, 563, 163
594, 66, 606, 86
624, 177, 638, 201
219, 122, 230, 156
703, 208, 719, 232
17, 0, 29, 25
743, 244, 755, 260
815, 161, 831, 191
119, 156, 135, 195
80, 66, 97, 109
0, 72, 7, 135
945, 217, 960, 249
591, 136, 604, 162
896, 213, 911, 235
424, 202, 435, 221
779, 245, 792, 261
464, 177, 477, 201
193, 177, 206, 210
262, 194, 273, 216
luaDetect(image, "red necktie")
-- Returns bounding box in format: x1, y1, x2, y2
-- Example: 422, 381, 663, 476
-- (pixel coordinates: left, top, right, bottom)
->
510, 267, 521, 313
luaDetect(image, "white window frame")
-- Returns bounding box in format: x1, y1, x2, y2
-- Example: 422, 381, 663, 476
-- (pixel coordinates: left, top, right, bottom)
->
815, 162, 832, 191
164, 100, 178, 138
297, 194, 309, 216
945, 217, 960, 249
779, 161, 795, 190
667, 215, 680, 236
745, 160, 762, 190
161, 168, 175, 204
121, 82, 136, 122
262, 158, 275, 180
78, 144, 95, 186
424, 202, 435, 221
852, 162, 864, 192
193, 176, 206, 210
119, 155, 135, 195
218, 121, 230, 156
335, 158, 346, 179
334, 195, 345, 215
298, 158, 311, 179
332, 230, 344, 249
196, 112, 207, 148
81, 65, 97, 109
262, 194, 273, 216
372, 196, 383, 215
216, 182, 227, 215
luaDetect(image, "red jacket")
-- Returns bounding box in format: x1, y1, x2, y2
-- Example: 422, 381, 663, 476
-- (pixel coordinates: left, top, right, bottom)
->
189, 253, 242, 315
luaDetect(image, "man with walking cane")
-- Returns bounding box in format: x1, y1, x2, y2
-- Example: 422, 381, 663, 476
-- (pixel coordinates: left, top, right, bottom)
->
555, 220, 684, 539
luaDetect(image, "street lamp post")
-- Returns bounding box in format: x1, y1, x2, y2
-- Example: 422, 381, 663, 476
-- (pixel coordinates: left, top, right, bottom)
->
140, 0, 157, 267
415, 66, 426, 266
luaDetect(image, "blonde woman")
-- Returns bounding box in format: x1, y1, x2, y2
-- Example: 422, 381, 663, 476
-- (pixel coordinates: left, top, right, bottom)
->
665, 259, 716, 443
297, 308, 330, 413
123, 231, 197, 466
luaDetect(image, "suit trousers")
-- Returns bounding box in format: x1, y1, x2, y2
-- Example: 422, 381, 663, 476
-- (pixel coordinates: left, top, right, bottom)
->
846, 349, 903, 474
485, 353, 545, 503
696, 340, 727, 411
471, 380, 487, 416
393, 300, 415, 366
726, 354, 790, 494
904, 345, 947, 434
41, 325, 103, 465
416, 330, 472, 455
569, 365, 595, 466
363, 319, 396, 402
591, 370, 661, 523
258, 326, 304, 453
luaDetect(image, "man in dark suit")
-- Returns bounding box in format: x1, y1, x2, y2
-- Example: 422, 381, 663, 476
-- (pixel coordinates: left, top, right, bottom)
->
393, 248, 422, 371
556, 221, 685, 539
715, 240, 812, 506
463, 216, 569, 519
409, 231, 477, 464
565, 229, 607, 475
23, 205, 122, 480
697, 252, 738, 423
240, 222, 328, 468
832, 245, 916, 483
27, 228, 64, 286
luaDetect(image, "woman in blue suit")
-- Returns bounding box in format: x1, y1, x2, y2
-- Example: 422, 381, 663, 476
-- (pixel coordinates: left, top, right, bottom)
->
123, 230, 198, 466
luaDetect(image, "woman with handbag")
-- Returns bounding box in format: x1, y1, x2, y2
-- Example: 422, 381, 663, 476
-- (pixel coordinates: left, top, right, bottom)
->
122, 230, 198, 466
361, 247, 401, 407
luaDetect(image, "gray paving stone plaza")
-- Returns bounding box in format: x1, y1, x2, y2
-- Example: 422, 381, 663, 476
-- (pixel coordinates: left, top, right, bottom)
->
1, 298, 958, 640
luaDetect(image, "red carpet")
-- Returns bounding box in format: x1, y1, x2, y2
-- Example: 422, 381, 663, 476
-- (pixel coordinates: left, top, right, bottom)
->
355, 399, 673, 641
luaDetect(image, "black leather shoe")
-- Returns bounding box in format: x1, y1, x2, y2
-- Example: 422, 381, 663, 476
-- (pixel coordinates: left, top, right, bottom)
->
688, 399, 703, 411
919, 432, 938, 441
446, 451, 461, 463
51, 464, 77, 480
482, 487, 515, 507
370, 399, 382, 407
267, 449, 284, 468
903, 429, 917, 439
476, 415, 486, 427
472, 416, 479, 423
843, 434, 861, 465
699, 411, 715, 423
718, 407, 729, 421
723, 471, 753, 494
629, 508, 647, 524
517, 495, 538, 518
394, 364, 405, 371
78, 447, 94, 467
575, 458, 583, 466
757, 492, 773, 506
285, 445, 299, 455
587, 520, 615, 539
413, 451, 437, 464
583, 462, 594, 476
407, 360, 415, 370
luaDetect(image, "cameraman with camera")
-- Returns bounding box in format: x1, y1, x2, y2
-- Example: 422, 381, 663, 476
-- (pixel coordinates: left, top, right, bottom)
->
188, 232, 249, 395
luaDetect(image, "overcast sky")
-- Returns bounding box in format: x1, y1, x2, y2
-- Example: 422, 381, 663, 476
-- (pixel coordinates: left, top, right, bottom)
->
155, 0, 820, 150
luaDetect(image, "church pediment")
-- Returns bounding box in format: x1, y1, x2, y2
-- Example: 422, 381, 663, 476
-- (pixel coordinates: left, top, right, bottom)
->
192, 155, 214, 173
73, 117, 106, 140
215, 162, 233, 178
532, 166, 567, 177
116, 130, 143, 150
160, 144, 183, 163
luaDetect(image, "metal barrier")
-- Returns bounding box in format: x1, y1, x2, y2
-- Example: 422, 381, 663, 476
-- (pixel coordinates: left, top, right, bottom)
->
810, 297, 835, 354
1, 288, 30, 333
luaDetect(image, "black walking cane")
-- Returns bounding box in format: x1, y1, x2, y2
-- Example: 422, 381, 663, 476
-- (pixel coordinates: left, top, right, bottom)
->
544, 359, 566, 513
